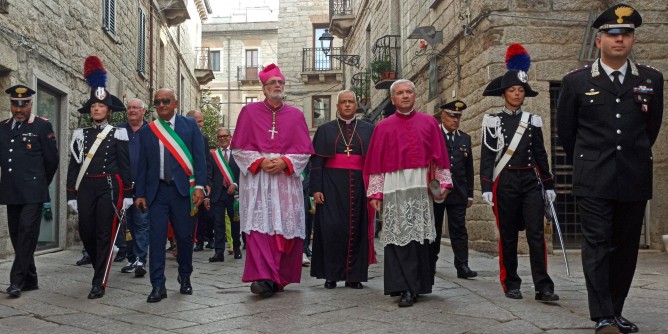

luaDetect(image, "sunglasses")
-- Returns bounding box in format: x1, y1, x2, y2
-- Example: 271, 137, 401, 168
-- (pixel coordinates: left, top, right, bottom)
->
217, 135, 230, 139
263, 80, 285, 87
152, 98, 172, 106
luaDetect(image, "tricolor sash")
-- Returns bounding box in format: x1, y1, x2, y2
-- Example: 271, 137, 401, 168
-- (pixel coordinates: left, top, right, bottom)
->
149, 118, 197, 214
211, 148, 235, 186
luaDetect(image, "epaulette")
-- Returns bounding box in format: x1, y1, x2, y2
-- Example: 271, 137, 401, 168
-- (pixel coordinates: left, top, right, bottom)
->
482, 114, 500, 128
637, 63, 663, 74
530, 114, 543, 127
113, 127, 129, 141
564, 66, 588, 77
2, 118, 10, 124
36, 116, 49, 121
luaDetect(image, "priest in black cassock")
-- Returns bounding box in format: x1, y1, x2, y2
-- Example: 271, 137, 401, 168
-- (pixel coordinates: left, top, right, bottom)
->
310, 90, 376, 290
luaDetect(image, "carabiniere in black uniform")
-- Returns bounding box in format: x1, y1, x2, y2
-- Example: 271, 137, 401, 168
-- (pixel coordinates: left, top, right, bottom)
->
66, 62, 132, 299
480, 66, 558, 301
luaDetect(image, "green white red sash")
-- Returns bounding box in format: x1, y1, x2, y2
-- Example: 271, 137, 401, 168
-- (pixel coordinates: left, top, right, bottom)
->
211, 148, 235, 186
149, 118, 197, 213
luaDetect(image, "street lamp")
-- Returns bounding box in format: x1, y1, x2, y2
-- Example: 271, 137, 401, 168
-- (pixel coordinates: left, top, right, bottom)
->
318, 29, 360, 67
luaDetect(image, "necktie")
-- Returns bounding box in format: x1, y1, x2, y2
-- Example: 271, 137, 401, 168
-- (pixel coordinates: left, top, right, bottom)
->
447, 133, 453, 146
611, 71, 623, 93
163, 122, 172, 181
12, 122, 21, 131
224, 149, 229, 162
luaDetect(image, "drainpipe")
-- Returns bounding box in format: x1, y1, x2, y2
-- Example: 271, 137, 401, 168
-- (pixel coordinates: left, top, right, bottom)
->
227, 37, 231, 126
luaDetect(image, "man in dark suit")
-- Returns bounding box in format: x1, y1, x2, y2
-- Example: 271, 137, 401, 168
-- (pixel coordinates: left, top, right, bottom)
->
135, 88, 207, 303
557, 4, 663, 334
430, 100, 477, 280
186, 110, 213, 252
207, 128, 241, 262
0, 85, 59, 298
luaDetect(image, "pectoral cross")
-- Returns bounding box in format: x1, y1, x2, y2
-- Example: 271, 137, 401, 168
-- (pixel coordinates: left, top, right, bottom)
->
344, 146, 352, 157
268, 127, 278, 139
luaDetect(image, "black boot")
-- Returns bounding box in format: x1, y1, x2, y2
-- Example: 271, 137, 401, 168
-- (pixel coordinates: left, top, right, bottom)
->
87, 285, 105, 299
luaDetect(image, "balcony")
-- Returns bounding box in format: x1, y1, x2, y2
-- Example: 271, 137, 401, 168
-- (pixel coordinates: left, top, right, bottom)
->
328, 0, 354, 39
157, 0, 190, 26
237, 66, 263, 85
350, 71, 371, 113
301, 47, 343, 84
371, 35, 402, 89
194, 47, 215, 85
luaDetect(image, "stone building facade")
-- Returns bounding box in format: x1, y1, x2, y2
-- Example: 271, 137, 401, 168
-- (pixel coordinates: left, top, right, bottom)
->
332, 0, 668, 252
0, 0, 213, 257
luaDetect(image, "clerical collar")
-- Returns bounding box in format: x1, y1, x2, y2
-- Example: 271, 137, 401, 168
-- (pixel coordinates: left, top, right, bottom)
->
396, 109, 414, 115
337, 114, 355, 124
92, 121, 109, 129
262, 99, 284, 112
501, 107, 522, 116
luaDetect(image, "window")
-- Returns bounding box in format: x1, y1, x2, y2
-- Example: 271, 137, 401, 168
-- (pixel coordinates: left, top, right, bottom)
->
103, 0, 116, 35
246, 49, 258, 67
136, 5, 147, 74
245, 97, 258, 105
312, 96, 331, 127
211, 51, 221, 71
314, 27, 331, 70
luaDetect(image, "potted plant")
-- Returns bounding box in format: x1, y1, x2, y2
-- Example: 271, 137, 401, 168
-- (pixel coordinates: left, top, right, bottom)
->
371, 57, 396, 81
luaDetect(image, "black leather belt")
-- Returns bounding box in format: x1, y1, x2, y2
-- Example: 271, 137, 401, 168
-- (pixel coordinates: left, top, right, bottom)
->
160, 179, 175, 186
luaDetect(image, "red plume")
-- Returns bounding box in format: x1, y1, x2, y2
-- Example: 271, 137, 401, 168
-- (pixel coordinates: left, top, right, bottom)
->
83, 56, 106, 78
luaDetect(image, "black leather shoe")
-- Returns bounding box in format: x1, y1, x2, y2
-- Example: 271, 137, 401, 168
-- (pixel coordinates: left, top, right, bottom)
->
535, 291, 560, 302
6, 284, 21, 298
595, 317, 620, 334
193, 243, 204, 252
147, 286, 167, 303
324, 280, 337, 289
456, 265, 478, 279
345, 282, 363, 289
209, 251, 225, 262
234, 248, 242, 259
615, 316, 639, 333
113, 252, 126, 262
177, 275, 193, 295
505, 289, 523, 299
76, 255, 91, 266
250, 280, 274, 297
205, 242, 214, 249
22, 282, 38, 291
398, 291, 415, 307
87, 285, 105, 299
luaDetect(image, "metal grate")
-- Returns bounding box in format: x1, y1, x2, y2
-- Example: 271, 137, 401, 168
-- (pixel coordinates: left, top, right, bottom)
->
329, 0, 353, 17
549, 82, 582, 248
302, 47, 343, 72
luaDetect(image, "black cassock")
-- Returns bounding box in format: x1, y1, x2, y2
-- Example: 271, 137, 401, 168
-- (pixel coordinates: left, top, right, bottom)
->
310, 118, 374, 282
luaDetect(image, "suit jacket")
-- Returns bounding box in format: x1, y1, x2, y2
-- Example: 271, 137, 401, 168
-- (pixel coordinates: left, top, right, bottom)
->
207, 147, 240, 203
135, 114, 207, 206
441, 128, 473, 205
557, 60, 663, 201
0, 115, 58, 205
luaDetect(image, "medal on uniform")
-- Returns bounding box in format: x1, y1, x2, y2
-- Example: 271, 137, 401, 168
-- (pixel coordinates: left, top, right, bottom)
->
26, 143, 32, 150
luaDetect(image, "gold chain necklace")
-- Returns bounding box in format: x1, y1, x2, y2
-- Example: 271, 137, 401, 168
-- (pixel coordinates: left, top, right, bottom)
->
337, 117, 358, 157
263, 101, 284, 140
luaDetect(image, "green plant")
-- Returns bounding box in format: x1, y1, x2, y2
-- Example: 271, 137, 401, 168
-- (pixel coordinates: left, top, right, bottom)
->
370, 57, 392, 74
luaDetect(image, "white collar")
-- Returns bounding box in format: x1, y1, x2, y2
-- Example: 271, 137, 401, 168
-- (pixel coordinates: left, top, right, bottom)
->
441, 124, 459, 136
396, 109, 414, 115
599, 60, 628, 80
337, 114, 355, 124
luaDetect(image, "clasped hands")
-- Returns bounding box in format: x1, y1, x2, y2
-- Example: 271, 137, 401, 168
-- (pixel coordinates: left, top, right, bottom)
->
261, 157, 287, 175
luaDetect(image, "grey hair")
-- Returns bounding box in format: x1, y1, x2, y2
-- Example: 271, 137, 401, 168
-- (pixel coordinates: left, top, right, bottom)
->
186, 110, 202, 117
390, 79, 416, 95
337, 90, 357, 102
217, 127, 232, 135
127, 98, 145, 109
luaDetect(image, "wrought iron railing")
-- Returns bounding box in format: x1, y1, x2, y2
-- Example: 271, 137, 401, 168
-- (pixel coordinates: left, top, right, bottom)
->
371, 35, 401, 84
329, 0, 353, 18
237, 65, 263, 81
195, 47, 211, 70
302, 47, 343, 72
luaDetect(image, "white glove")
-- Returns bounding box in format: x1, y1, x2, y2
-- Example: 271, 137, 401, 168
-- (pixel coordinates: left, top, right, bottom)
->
122, 198, 133, 210
67, 200, 78, 213
546, 190, 556, 203
482, 192, 494, 207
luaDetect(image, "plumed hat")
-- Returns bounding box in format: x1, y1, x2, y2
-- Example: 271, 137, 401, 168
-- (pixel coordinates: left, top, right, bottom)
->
78, 56, 126, 113
483, 43, 538, 97
258, 63, 285, 84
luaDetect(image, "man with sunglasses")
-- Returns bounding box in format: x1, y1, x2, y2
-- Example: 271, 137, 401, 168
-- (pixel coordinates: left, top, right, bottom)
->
231, 64, 314, 297
135, 88, 207, 303
0, 85, 59, 298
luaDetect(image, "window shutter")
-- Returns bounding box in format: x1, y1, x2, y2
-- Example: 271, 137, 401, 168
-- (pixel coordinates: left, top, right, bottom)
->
103, 0, 117, 35
137, 5, 147, 73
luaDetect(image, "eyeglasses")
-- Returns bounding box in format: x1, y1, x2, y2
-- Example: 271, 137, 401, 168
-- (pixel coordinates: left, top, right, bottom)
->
127, 105, 144, 110
217, 135, 230, 139
152, 98, 172, 106
263, 80, 285, 87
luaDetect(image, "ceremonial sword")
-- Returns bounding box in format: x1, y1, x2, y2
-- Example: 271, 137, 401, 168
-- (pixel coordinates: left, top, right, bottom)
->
534, 170, 571, 276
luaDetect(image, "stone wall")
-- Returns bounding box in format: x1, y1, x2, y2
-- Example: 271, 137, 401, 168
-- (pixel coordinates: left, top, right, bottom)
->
342, 0, 668, 252
0, 0, 205, 257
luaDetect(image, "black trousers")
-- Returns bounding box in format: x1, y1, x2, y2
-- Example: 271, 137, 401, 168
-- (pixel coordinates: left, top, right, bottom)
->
494, 169, 553, 293
7, 203, 42, 287
77, 176, 120, 286
211, 198, 240, 251
577, 197, 646, 321
196, 203, 213, 245
384, 240, 433, 296
303, 194, 313, 253
431, 201, 469, 274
